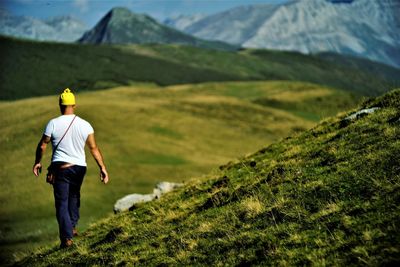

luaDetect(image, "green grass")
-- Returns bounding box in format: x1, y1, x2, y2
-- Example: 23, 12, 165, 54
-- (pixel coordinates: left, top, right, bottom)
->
0, 80, 359, 264
132, 150, 188, 165
1, 36, 399, 100
148, 126, 183, 140
17, 88, 400, 266
183, 81, 360, 122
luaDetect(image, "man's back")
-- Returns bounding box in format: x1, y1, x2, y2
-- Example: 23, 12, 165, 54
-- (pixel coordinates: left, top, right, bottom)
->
45, 114, 94, 166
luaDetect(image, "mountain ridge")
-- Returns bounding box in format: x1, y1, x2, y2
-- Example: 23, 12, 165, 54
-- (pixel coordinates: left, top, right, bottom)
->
0, 10, 87, 42
167, 0, 400, 68
163, 14, 206, 32
78, 7, 236, 51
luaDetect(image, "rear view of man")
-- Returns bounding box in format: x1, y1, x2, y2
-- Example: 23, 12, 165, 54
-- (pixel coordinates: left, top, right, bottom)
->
32, 88, 109, 248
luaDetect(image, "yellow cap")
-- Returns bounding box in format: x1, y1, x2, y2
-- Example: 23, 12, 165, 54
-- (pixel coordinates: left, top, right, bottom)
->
59, 88, 76, 105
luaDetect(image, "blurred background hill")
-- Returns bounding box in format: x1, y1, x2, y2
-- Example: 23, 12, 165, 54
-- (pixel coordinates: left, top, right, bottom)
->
1, 36, 399, 101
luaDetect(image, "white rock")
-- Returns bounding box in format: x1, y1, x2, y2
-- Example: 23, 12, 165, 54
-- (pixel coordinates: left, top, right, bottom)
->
153, 181, 183, 199
114, 182, 183, 213
113, 193, 155, 213
345, 107, 380, 120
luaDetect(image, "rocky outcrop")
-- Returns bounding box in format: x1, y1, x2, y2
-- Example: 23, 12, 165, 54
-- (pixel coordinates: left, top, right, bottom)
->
113, 182, 183, 213
340, 107, 380, 128
344, 107, 380, 120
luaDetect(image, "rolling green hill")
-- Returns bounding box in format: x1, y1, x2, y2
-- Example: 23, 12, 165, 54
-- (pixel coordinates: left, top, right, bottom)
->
1, 35, 399, 100
18, 88, 400, 266
316, 52, 400, 83
0, 81, 359, 264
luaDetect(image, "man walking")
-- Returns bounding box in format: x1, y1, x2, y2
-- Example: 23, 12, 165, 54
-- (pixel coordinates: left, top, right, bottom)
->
32, 88, 109, 248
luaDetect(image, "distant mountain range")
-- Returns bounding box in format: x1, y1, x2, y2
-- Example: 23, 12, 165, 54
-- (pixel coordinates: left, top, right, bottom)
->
165, 0, 400, 68
163, 14, 206, 31
78, 7, 236, 51
0, 9, 87, 42
1, 0, 399, 68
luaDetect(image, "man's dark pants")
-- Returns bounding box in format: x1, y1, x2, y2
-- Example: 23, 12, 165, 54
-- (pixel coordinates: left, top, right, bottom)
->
53, 165, 86, 242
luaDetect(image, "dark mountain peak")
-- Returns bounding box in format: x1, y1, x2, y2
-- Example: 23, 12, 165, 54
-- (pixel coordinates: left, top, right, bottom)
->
78, 6, 161, 44
78, 6, 236, 50
109, 7, 132, 17
101, 7, 158, 28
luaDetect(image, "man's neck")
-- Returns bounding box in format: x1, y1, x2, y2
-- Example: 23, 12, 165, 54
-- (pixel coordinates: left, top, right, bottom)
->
61, 105, 75, 115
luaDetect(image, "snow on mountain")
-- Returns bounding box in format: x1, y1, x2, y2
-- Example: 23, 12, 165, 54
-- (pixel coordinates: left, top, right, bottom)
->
169, 0, 400, 68
163, 14, 206, 31
0, 11, 87, 42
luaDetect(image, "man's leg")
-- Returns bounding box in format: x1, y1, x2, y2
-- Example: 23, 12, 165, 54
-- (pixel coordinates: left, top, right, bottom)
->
68, 166, 86, 234
69, 182, 81, 231
53, 175, 73, 244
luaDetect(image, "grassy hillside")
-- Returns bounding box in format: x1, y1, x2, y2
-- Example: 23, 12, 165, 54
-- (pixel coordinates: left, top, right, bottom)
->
0, 81, 359, 264
1, 36, 399, 100
316, 52, 400, 83
18, 89, 400, 266
0, 36, 236, 101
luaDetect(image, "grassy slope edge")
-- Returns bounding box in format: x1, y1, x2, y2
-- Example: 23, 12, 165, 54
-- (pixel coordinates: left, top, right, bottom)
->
20, 89, 400, 266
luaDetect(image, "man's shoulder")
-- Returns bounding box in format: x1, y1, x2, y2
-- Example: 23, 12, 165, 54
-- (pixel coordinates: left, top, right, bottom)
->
50, 115, 69, 123
46, 116, 59, 125
75, 116, 94, 132
76, 116, 92, 126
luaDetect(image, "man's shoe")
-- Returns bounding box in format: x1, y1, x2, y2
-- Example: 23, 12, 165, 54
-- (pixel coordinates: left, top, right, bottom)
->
73, 228, 78, 237
60, 239, 73, 248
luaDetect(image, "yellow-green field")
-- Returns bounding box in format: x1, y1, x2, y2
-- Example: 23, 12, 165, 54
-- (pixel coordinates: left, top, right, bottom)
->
19, 89, 399, 266
0, 81, 359, 263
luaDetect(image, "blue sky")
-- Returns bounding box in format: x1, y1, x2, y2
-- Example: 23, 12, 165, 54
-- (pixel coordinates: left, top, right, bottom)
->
1, 0, 289, 26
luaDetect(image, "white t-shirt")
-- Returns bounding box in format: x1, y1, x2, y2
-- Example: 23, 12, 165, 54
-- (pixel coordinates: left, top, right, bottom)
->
44, 115, 94, 166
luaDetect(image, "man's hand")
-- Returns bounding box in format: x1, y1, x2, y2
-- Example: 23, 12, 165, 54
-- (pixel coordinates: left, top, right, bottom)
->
33, 163, 42, 177
100, 168, 109, 184
33, 135, 50, 178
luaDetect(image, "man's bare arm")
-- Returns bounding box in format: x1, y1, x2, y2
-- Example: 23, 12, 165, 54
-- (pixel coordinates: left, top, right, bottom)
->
86, 133, 109, 184
32, 135, 51, 177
